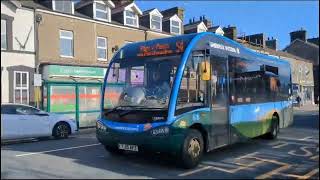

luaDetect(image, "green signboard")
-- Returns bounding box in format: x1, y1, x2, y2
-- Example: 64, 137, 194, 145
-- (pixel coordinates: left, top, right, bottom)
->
43, 65, 106, 78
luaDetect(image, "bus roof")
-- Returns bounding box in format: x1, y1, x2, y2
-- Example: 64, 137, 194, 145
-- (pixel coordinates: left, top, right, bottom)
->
113, 32, 290, 67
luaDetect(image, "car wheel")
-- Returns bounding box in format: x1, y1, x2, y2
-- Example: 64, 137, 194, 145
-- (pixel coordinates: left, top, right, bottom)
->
104, 145, 124, 155
179, 129, 204, 169
53, 123, 70, 139
265, 116, 279, 139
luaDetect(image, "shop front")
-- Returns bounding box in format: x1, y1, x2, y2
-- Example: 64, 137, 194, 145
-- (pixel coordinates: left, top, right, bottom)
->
42, 65, 107, 128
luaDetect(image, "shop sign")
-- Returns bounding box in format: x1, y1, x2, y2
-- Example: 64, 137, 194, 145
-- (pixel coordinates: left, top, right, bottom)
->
43, 65, 106, 78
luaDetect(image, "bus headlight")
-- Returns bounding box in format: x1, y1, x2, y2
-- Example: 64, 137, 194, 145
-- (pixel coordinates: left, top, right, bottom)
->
150, 126, 170, 136
96, 121, 106, 131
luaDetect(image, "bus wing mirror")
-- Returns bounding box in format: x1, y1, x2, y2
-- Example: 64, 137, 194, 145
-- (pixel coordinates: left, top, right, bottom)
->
200, 61, 211, 81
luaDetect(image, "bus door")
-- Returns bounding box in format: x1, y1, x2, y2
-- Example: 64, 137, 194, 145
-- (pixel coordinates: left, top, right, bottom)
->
210, 56, 229, 148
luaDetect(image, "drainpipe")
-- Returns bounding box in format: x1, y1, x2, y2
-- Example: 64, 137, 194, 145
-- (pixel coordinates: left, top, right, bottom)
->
144, 30, 147, 41
35, 11, 41, 109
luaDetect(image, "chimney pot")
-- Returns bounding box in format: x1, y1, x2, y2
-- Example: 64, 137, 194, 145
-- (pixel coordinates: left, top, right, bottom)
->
200, 16, 203, 21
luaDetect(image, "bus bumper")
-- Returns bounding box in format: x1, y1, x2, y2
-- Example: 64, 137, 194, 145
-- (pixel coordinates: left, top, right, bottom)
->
96, 126, 186, 155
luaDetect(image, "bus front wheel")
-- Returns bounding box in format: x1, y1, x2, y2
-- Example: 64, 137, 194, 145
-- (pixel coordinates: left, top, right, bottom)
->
179, 129, 204, 169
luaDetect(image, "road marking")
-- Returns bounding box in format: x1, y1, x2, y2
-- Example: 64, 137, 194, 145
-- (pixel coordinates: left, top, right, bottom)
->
200, 152, 264, 174
288, 146, 313, 157
280, 168, 319, 179
253, 157, 291, 179
15, 143, 101, 157
279, 137, 319, 143
256, 164, 291, 179
300, 136, 313, 140
310, 155, 319, 160
178, 165, 212, 176
271, 141, 317, 147
272, 142, 289, 149
302, 168, 319, 179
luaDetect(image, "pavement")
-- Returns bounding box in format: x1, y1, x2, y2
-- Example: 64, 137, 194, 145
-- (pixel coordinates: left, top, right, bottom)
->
1, 109, 319, 179
293, 104, 319, 112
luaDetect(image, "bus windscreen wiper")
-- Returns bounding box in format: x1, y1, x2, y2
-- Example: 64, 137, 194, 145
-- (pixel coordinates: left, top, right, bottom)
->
104, 106, 137, 115
118, 107, 167, 117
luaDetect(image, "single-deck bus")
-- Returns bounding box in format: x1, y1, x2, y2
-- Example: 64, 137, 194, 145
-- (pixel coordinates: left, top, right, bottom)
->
96, 32, 293, 168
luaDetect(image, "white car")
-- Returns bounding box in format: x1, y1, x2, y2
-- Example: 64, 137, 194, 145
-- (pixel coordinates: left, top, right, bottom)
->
1, 103, 78, 141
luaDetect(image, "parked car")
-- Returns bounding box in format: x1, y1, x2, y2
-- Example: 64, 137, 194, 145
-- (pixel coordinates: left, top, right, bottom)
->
1, 103, 77, 141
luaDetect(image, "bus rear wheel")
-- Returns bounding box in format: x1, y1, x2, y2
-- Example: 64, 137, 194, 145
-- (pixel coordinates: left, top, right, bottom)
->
179, 129, 204, 169
265, 116, 279, 139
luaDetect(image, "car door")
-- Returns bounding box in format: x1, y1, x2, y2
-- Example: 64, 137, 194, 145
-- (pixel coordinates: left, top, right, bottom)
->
1, 105, 22, 140
15, 105, 51, 138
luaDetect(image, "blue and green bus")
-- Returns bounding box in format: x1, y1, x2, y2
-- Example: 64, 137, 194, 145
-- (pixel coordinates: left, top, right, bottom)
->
96, 32, 293, 168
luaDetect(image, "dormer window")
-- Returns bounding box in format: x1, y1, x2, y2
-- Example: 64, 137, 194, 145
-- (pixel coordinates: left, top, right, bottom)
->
198, 27, 206, 33
53, 0, 74, 14
125, 10, 138, 27
170, 15, 182, 35
146, 9, 163, 32
94, 2, 110, 21
151, 15, 161, 31
171, 21, 181, 34
197, 22, 208, 33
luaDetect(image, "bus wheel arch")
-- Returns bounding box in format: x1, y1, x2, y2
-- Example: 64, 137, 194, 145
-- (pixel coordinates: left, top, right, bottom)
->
265, 112, 280, 139
272, 112, 280, 126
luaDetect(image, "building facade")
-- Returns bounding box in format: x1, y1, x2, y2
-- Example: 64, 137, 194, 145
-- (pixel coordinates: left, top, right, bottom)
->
1, 1, 36, 106
283, 29, 319, 104
20, 0, 180, 128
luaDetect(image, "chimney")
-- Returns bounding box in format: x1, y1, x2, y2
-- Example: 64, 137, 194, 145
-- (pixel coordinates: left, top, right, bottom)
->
189, 19, 192, 24
200, 16, 203, 21
161, 7, 184, 23
192, 17, 195, 23
202, 15, 212, 28
161, 7, 185, 34
223, 26, 237, 40
290, 28, 307, 42
266, 37, 277, 50
243, 33, 266, 48
113, 0, 133, 7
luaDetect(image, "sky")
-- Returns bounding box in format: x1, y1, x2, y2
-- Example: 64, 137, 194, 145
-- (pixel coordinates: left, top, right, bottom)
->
135, 1, 319, 50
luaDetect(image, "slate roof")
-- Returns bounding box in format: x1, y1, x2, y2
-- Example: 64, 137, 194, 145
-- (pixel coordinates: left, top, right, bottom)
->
283, 39, 319, 65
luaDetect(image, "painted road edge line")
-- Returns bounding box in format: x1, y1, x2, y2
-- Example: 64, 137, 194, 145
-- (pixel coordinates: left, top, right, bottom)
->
16, 143, 101, 157
178, 165, 212, 176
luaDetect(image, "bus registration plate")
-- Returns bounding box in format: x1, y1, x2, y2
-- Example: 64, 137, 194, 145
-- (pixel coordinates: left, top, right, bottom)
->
118, 143, 138, 152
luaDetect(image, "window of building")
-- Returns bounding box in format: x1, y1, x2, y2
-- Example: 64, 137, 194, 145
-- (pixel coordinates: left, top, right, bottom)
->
150, 15, 161, 31
1, 19, 7, 50
97, 37, 107, 60
60, 30, 74, 57
14, 71, 29, 104
198, 26, 207, 33
125, 10, 138, 27
94, 2, 109, 21
171, 20, 181, 35
53, 0, 74, 14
